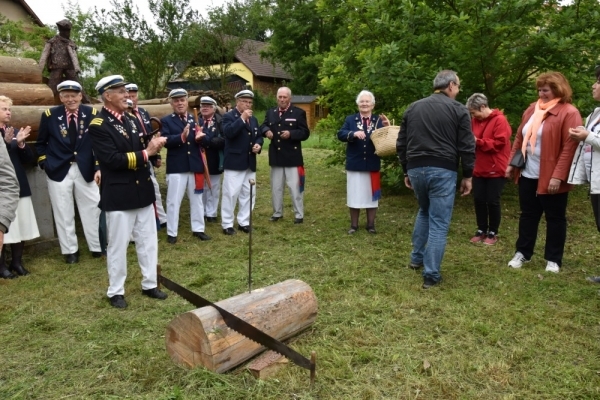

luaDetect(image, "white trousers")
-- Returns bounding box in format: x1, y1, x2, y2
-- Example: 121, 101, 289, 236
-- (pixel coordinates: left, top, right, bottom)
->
271, 166, 304, 219
221, 169, 256, 228
166, 172, 205, 236
106, 205, 157, 297
150, 164, 167, 224
203, 174, 222, 218
47, 164, 101, 254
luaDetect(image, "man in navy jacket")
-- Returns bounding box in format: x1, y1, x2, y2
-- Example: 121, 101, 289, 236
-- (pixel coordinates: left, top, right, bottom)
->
221, 90, 263, 235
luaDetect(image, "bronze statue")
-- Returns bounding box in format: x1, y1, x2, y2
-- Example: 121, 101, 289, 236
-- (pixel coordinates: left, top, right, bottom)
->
39, 19, 91, 103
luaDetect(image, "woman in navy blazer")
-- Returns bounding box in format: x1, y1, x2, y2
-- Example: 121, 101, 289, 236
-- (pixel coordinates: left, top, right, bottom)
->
337, 90, 389, 234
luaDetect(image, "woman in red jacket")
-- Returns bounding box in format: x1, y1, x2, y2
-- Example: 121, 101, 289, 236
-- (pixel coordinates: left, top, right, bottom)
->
466, 93, 512, 245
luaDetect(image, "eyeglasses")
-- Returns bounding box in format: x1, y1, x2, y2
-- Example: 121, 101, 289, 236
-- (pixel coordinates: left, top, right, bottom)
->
239, 100, 253, 104
452, 81, 461, 89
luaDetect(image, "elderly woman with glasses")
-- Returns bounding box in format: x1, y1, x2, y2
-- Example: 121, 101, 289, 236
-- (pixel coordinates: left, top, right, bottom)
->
337, 90, 389, 234
505, 72, 581, 273
465, 93, 512, 245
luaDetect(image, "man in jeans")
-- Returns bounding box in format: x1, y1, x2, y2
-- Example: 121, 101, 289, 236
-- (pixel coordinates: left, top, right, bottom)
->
397, 70, 475, 289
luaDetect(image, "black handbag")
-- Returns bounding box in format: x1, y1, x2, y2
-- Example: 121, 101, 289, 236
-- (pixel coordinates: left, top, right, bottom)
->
509, 151, 526, 168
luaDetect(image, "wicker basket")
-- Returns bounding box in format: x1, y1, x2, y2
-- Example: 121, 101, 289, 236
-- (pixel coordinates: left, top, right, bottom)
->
370, 126, 400, 157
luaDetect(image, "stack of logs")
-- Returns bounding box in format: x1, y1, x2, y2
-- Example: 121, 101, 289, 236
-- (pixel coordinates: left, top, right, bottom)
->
0, 55, 180, 142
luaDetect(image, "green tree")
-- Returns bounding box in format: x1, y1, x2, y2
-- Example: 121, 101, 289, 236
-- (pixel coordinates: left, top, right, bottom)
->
80, 0, 200, 98
0, 16, 54, 60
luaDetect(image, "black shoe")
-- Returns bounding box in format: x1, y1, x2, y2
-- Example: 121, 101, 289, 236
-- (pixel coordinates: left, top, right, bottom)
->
205, 217, 218, 223
91, 251, 103, 258
65, 251, 79, 264
294, 218, 303, 224
0, 265, 16, 279
223, 227, 236, 235
9, 264, 29, 276
348, 226, 358, 234
167, 235, 177, 244
422, 278, 441, 289
193, 232, 211, 241
269, 216, 282, 222
160, 222, 167, 229
109, 295, 127, 309
142, 287, 168, 300
586, 276, 600, 283
409, 262, 424, 270
366, 226, 376, 234
238, 224, 251, 233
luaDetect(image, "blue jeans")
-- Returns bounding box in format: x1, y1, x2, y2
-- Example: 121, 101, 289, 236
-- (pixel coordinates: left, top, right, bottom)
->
408, 167, 457, 282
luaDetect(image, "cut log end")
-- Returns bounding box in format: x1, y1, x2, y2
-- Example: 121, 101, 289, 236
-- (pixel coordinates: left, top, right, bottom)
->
248, 350, 289, 380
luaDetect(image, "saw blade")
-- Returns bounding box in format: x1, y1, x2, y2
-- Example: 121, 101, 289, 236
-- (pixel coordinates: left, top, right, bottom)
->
159, 275, 313, 371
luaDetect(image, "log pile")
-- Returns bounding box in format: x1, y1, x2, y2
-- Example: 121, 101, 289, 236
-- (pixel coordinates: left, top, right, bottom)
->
0, 56, 54, 106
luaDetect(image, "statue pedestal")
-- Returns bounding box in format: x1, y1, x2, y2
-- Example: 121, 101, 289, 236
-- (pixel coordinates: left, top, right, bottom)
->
25, 166, 58, 251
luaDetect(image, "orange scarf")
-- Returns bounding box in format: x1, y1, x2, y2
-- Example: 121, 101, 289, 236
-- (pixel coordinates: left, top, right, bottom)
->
521, 98, 560, 156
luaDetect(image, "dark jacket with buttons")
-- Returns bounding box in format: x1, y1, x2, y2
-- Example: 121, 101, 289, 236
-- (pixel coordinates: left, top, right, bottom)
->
201, 113, 225, 175
132, 106, 161, 167
36, 105, 98, 182
260, 104, 310, 167
337, 113, 384, 171
1, 127, 33, 197
222, 108, 263, 172
88, 108, 154, 212
161, 112, 209, 174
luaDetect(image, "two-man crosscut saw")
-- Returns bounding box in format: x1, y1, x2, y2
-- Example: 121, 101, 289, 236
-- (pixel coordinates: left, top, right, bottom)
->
159, 274, 316, 384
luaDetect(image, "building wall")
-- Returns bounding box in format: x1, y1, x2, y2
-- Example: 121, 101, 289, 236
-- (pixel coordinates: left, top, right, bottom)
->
0, 0, 37, 27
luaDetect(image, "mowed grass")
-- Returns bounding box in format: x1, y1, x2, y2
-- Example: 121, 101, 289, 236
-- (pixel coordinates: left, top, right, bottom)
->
2, 142, 600, 399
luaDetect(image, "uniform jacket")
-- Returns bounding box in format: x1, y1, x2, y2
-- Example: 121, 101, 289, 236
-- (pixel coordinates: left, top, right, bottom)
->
337, 113, 384, 171
472, 109, 512, 178
202, 113, 225, 175
88, 108, 155, 212
161, 112, 208, 174
132, 106, 161, 167
260, 105, 310, 167
509, 102, 581, 194
36, 104, 98, 183
0, 138, 19, 233
568, 107, 600, 193
397, 92, 475, 177
222, 108, 263, 172
1, 127, 33, 197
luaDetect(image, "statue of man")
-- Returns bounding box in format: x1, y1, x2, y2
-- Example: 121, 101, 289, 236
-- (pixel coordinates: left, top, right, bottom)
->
39, 19, 90, 103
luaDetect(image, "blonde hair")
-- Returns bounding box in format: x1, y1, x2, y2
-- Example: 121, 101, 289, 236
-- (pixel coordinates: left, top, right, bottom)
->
0, 95, 13, 106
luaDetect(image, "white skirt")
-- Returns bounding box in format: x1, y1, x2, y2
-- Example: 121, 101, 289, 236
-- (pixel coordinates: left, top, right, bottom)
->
346, 171, 378, 209
4, 196, 40, 244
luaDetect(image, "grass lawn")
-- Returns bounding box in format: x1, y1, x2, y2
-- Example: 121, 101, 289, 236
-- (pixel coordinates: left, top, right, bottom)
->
2, 141, 600, 399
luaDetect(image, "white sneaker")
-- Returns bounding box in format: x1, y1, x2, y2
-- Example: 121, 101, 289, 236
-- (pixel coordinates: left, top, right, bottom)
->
508, 251, 528, 268
545, 261, 560, 273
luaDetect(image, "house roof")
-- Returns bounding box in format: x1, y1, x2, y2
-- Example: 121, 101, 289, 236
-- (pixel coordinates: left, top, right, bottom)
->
15, 0, 44, 27
235, 39, 292, 80
291, 95, 317, 104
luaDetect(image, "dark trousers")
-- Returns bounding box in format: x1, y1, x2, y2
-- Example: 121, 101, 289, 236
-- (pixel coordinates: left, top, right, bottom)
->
472, 177, 505, 233
516, 177, 568, 266
591, 194, 600, 232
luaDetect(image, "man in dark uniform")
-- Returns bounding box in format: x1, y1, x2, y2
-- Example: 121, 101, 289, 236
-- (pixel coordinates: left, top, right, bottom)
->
161, 89, 211, 244
126, 83, 167, 228
88, 75, 168, 309
261, 87, 310, 224
199, 96, 225, 223
221, 90, 263, 235
36, 80, 102, 263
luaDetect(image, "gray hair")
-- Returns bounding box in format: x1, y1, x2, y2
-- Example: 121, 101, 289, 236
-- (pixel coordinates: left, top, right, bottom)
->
356, 90, 375, 105
433, 70, 459, 90
278, 87, 292, 97
466, 93, 488, 110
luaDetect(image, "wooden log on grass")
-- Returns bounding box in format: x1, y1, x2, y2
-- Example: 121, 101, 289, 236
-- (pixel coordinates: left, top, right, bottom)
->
165, 279, 317, 373
0, 56, 43, 84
